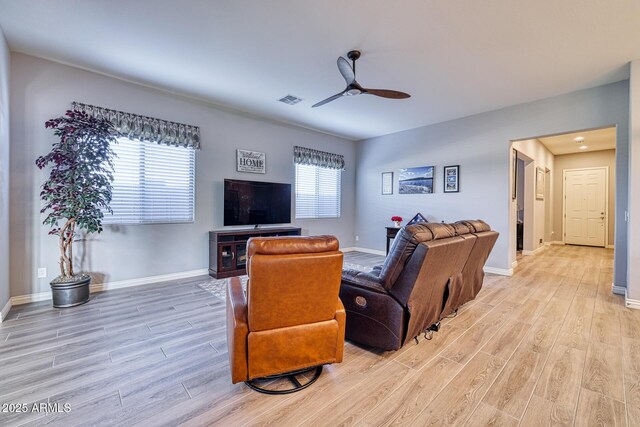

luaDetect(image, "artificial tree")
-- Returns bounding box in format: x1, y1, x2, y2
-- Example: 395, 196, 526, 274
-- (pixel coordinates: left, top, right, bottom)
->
36, 109, 116, 284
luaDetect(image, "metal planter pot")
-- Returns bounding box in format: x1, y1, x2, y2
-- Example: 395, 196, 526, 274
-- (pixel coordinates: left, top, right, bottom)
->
50, 275, 91, 308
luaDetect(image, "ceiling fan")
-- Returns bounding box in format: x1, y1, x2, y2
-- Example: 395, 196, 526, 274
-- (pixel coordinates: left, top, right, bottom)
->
312, 50, 411, 108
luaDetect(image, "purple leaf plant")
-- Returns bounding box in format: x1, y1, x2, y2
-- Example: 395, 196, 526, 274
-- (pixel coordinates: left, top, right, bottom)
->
36, 109, 117, 281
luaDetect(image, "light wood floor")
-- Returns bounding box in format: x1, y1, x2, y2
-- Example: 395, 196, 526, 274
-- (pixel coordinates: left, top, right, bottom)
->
0, 246, 637, 426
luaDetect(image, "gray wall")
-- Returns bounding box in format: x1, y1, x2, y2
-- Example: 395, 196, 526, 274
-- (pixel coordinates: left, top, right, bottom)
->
0, 27, 10, 313
355, 81, 629, 276
553, 149, 616, 245
10, 53, 356, 297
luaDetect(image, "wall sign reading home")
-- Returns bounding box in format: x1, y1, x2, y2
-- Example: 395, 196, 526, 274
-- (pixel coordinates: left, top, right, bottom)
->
237, 149, 266, 173
399, 166, 434, 194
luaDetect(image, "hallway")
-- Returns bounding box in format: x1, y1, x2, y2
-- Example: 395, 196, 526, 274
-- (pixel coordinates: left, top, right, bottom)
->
498, 244, 629, 426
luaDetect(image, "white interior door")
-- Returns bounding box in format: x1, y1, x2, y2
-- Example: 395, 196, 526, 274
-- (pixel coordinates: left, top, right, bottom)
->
564, 168, 607, 247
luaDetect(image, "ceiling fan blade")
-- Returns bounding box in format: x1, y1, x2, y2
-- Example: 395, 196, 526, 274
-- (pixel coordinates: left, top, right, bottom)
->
312, 91, 346, 108
363, 89, 411, 99
337, 57, 355, 85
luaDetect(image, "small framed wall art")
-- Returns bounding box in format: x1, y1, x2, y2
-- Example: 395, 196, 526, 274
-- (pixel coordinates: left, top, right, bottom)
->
535, 166, 545, 200
443, 165, 460, 193
237, 149, 266, 174
381, 171, 393, 195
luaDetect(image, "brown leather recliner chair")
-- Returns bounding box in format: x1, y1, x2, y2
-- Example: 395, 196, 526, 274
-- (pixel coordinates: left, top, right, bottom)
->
340, 221, 498, 351
226, 235, 345, 394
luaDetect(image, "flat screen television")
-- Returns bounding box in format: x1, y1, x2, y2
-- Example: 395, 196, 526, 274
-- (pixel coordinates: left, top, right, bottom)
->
224, 179, 292, 226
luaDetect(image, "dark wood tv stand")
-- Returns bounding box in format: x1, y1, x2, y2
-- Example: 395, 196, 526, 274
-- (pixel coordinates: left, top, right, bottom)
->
208, 227, 302, 278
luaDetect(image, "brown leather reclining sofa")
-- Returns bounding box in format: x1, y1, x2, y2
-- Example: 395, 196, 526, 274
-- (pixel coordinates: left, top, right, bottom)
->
340, 220, 498, 350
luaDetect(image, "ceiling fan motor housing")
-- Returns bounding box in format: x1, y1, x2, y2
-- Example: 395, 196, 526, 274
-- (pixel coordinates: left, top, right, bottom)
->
347, 50, 361, 61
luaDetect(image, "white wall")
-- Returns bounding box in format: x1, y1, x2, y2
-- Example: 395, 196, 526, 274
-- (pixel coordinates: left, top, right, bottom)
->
512, 139, 554, 254
9, 53, 356, 297
628, 60, 640, 299
354, 81, 629, 275
553, 149, 616, 246
0, 27, 10, 314
516, 158, 525, 222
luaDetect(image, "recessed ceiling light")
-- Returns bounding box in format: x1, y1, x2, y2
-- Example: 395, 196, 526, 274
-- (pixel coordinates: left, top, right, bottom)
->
574, 136, 584, 143
579, 145, 588, 149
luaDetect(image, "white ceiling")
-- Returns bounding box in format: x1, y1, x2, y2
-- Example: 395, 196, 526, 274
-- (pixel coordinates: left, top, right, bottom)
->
538, 127, 616, 155
1, 1, 639, 140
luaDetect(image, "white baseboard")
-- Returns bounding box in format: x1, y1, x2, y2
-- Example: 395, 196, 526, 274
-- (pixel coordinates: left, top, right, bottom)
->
348, 247, 511, 276
549, 241, 612, 249
343, 247, 386, 256
10, 268, 209, 307
11, 291, 52, 306
89, 268, 208, 293
0, 298, 12, 322
623, 287, 640, 310
484, 266, 513, 276
522, 245, 545, 256
612, 284, 626, 296
626, 294, 640, 310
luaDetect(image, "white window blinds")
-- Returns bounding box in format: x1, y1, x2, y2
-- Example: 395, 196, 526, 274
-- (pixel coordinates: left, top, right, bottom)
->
295, 163, 341, 219
103, 137, 196, 224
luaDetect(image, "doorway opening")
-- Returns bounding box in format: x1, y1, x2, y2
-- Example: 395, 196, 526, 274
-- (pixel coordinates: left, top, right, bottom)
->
513, 151, 533, 259
509, 126, 616, 269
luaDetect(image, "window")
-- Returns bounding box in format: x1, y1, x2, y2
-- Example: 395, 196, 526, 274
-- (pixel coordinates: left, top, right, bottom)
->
295, 163, 341, 219
103, 137, 196, 224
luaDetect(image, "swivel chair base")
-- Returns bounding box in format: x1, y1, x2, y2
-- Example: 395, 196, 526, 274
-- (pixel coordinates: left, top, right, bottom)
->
245, 366, 323, 395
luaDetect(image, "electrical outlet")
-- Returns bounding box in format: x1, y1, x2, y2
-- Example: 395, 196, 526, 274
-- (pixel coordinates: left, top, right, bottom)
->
37, 268, 47, 278
355, 235, 359, 241
539, 238, 543, 244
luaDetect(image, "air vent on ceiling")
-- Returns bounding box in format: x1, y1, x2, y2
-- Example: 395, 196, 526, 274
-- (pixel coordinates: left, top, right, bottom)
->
278, 94, 303, 105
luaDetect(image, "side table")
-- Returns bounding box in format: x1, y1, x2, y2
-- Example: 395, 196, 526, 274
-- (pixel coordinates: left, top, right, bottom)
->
385, 227, 401, 255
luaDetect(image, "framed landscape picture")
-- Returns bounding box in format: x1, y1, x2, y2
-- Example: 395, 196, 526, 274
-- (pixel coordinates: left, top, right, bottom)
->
443, 165, 460, 193
399, 166, 434, 194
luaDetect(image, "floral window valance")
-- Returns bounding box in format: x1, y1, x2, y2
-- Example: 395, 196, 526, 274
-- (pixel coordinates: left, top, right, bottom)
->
293, 146, 345, 170
71, 102, 200, 149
